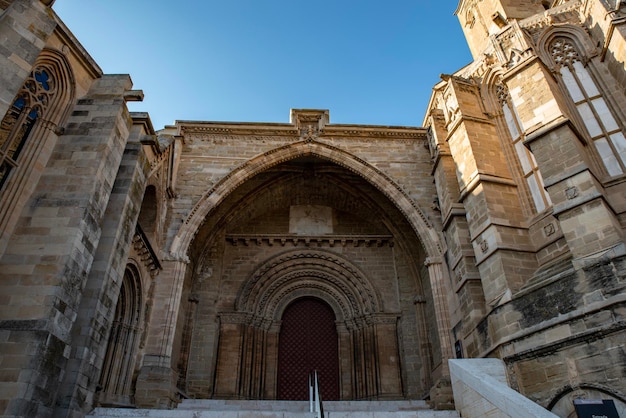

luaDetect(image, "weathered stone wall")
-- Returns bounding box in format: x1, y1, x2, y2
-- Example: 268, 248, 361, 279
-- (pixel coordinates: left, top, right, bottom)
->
1, 1, 625, 416
425, 1, 626, 416
133, 114, 453, 404
0, 72, 136, 416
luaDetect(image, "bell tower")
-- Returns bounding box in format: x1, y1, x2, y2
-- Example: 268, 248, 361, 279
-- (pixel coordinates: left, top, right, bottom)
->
455, 0, 553, 58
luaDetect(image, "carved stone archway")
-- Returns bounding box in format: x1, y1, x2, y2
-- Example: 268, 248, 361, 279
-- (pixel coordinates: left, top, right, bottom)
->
213, 249, 403, 400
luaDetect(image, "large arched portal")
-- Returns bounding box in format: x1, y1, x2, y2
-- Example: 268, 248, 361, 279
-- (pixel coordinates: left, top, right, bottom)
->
173, 152, 446, 401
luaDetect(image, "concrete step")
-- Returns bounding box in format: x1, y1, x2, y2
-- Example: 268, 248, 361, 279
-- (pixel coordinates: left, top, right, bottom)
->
88, 399, 460, 417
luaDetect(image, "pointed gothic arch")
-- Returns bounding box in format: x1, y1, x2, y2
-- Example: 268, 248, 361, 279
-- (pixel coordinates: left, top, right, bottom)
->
0, 47, 75, 252
170, 139, 444, 260
167, 137, 454, 402
98, 264, 144, 406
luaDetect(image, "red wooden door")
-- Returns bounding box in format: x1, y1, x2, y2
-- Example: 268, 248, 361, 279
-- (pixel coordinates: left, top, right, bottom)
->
277, 297, 340, 400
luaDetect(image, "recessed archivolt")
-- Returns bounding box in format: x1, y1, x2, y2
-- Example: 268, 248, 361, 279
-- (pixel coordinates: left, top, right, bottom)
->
170, 140, 443, 260
268, 281, 353, 322
255, 271, 363, 319
236, 249, 381, 320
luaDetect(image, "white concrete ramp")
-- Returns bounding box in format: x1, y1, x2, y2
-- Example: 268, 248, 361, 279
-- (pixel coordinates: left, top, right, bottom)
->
88, 399, 460, 417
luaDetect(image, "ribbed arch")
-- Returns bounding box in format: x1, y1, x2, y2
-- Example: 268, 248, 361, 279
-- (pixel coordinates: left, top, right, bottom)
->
236, 249, 382, 322
171, 140, 442, 260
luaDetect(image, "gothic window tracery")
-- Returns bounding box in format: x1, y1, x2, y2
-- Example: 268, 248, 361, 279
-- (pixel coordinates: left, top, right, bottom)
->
550, 37, 626, 176
496, 82, 552, 213
0, 67, 54, 190
99, 266, 143, 406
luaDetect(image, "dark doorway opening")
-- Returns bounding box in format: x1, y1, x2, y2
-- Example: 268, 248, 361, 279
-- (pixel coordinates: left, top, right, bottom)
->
277, 297, 340, 400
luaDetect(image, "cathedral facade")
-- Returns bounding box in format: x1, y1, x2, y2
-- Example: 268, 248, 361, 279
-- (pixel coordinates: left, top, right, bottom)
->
0, 0, 624, 417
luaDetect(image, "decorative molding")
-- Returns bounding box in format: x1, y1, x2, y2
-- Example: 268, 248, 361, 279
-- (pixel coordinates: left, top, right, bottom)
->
479, 238, 489, 253
413, 294, 427, 304
175, 140, 443, 257
565, 186, 579, 199
226, 234, 394, 248
544, 223, 556, 236
132, 224, 162, 276
518, 0, 582, 36
424, 256, 444, 267
236, 249, 382, 317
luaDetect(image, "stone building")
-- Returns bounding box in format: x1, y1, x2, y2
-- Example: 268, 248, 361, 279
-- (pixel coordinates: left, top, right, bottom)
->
0, 0, 624, 417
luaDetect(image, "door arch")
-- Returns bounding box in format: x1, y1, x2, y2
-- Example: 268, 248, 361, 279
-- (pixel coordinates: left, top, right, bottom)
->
277, 297, 339, 400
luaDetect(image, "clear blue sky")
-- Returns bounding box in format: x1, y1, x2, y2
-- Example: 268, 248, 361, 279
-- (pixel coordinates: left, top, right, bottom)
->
54, 1, 472, 130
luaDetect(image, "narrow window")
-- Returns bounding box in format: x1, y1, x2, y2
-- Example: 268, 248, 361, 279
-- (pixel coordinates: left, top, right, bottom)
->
99, 267, 142, 406
496, 83, 552, 213
550, 37, 626, 176
0, 68, 53, 190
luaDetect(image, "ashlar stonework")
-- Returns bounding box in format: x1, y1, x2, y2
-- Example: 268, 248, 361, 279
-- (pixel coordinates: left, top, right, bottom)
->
0, 1, 624, 417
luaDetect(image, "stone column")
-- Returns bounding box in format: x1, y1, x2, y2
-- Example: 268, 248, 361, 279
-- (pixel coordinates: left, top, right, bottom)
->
371, 314, 402, 398
211, 312, 248, 399
425, 257, 455, 410
263, 322, 281, 399
337, 322, 352, 399
135, 256, 189, 408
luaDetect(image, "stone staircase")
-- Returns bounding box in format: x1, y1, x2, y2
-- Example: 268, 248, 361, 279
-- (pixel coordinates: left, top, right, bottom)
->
88, 399, 461, 417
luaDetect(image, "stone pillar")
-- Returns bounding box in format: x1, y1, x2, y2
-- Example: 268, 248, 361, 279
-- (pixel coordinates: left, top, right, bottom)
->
135, 256, 189, 408
337, 322, 352, 399
424, 257, 454, 373
426, 109, 485, 354
525, 121, 625, 259
441, 75, 535, 307
55, 135, 150, 416
263, 322, 280, 399
0, 75, 134, 417
503, 57, 625, 260
425, 257, 455, 410
211, 312, 247, 399
372, 314, 402, 398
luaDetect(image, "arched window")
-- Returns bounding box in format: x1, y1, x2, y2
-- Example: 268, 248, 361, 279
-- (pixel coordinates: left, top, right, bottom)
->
99, 266, 143, 406
495, 82, 552, 213
550, 37, 626, 176
0, 67, 54, 190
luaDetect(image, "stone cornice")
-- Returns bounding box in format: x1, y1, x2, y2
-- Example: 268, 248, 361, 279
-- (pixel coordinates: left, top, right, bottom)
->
51, 9, 102, 79
178, 121, 426, 141
226, 234, 394, 248
133, 224, 162, 276
518, 0, 582, 34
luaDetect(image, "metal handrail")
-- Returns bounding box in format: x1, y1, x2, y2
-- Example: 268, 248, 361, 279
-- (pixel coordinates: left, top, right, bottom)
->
308, 370, 323, 418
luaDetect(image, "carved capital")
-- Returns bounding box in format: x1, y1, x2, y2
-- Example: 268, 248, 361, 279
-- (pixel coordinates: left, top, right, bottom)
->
424, 256, 444, 267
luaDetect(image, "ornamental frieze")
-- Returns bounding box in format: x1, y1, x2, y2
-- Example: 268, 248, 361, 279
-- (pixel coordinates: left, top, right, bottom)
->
518, 0, 582, 38
226, 234, 394, 248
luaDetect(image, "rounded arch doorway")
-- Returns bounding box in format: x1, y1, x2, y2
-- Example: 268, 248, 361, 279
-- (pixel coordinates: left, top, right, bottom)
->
277, 297, 340, 401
